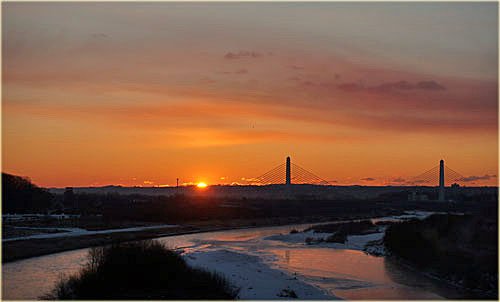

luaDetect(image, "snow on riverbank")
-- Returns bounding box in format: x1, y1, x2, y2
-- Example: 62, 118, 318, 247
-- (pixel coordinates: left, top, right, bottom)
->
371, 210, 437, 223
3, 224, 179, 242
263, 210, 440, 254
264, 230, 385, 252
183, 249, 337, 300
264, 230, 327, 244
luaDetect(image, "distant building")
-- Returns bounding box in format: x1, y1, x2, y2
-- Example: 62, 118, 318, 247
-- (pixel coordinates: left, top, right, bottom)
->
419, 194, 428, 201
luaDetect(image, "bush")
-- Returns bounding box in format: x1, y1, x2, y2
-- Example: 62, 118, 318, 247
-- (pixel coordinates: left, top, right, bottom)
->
278, 288, 298, 298
325, 232, 347, 243
43, 240, 239, 299
384, 214, 498, 298
305, 220, 377, 235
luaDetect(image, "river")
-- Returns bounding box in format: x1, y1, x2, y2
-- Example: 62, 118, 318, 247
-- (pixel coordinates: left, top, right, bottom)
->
2, 214, 465, 300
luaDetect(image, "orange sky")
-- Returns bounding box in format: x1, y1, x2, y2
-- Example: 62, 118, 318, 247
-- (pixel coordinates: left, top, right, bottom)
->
2, 3, 498, 187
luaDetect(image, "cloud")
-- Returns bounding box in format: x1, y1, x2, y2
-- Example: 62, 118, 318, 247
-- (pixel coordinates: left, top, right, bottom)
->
199, 77, 216, 84
301, 80, 316, 87
376, 81, 414, 91
361, 177, 375, 181
224, 51, 263, 59
337, 82, 363, 92
458, 174, 496, 182
416, 81, 446, 90
411, 180, 427, 184
337, 80, 446, 93
391, 177, 406, 183
217, 69, 248, 75
91, 33, 109, 39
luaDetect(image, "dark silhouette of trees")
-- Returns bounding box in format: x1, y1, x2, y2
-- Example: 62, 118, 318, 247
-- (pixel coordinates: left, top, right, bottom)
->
2, 173, 53, 213
384, 214, 498, 298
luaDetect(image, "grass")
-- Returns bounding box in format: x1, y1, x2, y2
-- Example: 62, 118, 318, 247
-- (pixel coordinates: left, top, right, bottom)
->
42, 240, 239, 300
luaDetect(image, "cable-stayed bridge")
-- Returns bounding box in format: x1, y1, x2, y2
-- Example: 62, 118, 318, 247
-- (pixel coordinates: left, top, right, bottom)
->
408, 164, 464, 185
253, 157, 465, 186
252, 157, 469, 201
253, 157, 330, 185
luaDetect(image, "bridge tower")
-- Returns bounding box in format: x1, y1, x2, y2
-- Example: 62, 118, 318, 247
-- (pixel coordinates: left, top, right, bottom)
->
285, 156, 293, 199
438, 159, 445, 201
286, 156, 291, 186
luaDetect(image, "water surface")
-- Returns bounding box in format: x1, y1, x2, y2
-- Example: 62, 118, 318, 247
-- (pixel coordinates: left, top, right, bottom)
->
3, 220, 463, 300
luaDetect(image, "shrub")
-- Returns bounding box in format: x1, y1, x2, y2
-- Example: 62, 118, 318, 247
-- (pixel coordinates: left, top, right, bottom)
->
278, 288, 298, 298
42, 240, 239, 299
325, 232, 347, 243
384, 214, 498, 298
305, 220, 377, 235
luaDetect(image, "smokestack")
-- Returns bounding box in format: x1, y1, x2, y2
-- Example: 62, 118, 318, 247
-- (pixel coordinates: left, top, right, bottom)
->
438, 159, 445, 201
286, 156, 291, 185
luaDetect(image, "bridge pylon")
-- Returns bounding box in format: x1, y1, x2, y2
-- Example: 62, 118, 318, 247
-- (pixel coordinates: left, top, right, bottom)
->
285, 156, 292, 199
286, 156, 291, 186
410, 159, 465, 202
439, 159, 445, 201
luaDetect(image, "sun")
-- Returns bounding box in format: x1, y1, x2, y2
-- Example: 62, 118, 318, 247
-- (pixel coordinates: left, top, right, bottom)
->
196, 182, 208, 188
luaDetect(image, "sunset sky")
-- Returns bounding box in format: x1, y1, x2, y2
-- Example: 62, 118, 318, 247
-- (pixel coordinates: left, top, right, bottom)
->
2, 2, 498, 187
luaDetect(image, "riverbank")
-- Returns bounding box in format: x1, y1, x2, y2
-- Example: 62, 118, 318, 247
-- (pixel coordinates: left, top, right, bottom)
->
384, 213, 498, 299
3, 211, 470, 300
2, 215, 343, 263
4, 210, 438, 263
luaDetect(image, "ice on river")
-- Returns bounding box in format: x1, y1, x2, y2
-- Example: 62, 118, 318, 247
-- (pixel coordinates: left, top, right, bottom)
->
183, 249, 338, 300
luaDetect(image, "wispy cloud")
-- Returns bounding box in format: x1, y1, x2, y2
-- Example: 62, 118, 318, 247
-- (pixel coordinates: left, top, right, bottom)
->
217, 69, 248, 75
90, 33, 109, 39
459, 174, 497, 182
337, 80, 446, 93
391, 177, 406, 183
415, 81, 446, 90
224, 51, 264, 59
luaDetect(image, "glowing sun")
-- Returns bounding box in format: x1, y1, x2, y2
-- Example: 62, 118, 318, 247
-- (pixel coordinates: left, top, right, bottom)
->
196, 182, 208, 188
